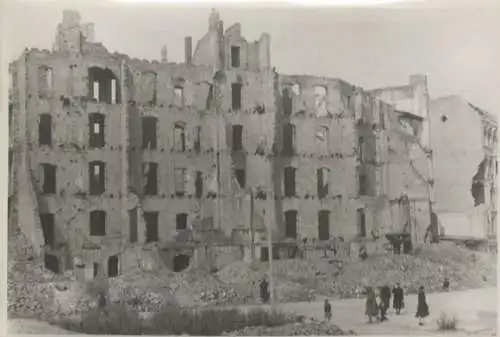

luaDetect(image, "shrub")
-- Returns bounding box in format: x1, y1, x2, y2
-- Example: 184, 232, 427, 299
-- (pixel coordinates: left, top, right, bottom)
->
437, 313, 458, 331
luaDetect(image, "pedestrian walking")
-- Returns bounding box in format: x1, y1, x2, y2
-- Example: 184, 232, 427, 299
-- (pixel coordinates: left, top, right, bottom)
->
415, 286, 430, 326
259, 278, 269, 303
376, 288, 388, 322
392, 283, 404, 315
365, 287, 378, 324
324, 299, 332, 322
381, 285, 391, 313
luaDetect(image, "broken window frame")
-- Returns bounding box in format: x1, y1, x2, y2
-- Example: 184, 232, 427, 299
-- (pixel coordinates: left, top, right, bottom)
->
143, 162, 159, 196
89, 113, 105, 148
38, 66, 53, 96
282, 123, 296, 156
231, 46, 241, 68
87, 67, 120, 104
313, 85, 328, 117
176, 213, 188, 230
193, 126, 202, 153
144, 211, 159, 243
315, 125, 329, 150
231, 83, 242, 111
283, 166, 296, 198
38, 114, 52, 147
89, 210, 106, 236
40, 212, 55, 248
174, 122, 186, 152
174, 167, 187, 197
142, 116, 158, 150
89, 161, 106, 195
317, 167, 330, 199
40, 163, 56, 195
232, 124, 244, 151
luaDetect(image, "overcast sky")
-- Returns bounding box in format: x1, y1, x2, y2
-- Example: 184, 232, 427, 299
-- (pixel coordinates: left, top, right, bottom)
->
4, 0, 500, 116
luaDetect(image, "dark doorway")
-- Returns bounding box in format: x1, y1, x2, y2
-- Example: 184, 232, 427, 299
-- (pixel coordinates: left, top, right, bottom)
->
40, 213, 55, 248
285, 210, 298, 239
282, 88, 293, 116
44, 253, 59, 274
282, 123, 295, 155
108, 255, 119, 277
318, 210, 330, 241
173, 254, 191, 272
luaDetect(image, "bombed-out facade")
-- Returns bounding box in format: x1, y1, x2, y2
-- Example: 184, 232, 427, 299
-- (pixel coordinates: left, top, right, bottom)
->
9, 10, 432, 279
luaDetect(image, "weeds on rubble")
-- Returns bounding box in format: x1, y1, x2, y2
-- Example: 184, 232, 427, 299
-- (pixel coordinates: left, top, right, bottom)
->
436, 313, 458, 331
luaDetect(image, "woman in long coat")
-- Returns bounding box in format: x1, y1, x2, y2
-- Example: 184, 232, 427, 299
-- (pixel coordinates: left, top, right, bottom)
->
415, 286, 430, 325
365, 287, 378, 323
392, 283, 404, 315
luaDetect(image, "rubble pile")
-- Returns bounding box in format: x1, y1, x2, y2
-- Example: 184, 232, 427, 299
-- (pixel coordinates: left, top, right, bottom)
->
218, 242, 496, 300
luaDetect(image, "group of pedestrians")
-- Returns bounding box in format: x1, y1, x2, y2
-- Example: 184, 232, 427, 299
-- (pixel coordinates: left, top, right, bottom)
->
363, 283, 429, 325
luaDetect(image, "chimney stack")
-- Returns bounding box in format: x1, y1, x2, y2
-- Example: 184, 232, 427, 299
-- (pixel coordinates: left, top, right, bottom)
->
185, 36, 192, 65
161, 46, 168, 63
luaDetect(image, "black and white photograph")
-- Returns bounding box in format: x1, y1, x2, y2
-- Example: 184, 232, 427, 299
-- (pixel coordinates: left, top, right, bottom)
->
4, 0, 498, 335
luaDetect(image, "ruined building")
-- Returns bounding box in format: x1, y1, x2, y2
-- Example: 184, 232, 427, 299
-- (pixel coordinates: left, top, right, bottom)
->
9, 9, 433, 279
429, 96, 497, 250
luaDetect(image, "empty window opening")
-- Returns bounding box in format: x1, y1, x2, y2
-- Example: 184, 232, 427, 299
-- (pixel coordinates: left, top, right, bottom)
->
40, 213, 55, 248
231, 83, 242, 110
284, 167, 296, 198
232, 124, 243, 151
379, 108, 386, 129
89, 161, 105, 195
142, 71, 157, 105
358, 165, 367, 196
318, 210, 330, 241
282, 123, 295, 155
173, 254, 191, 272
174, 123, 186, 152
357, 208, 366, 237
315, 125, 329, 150
39, 114, 52, 146
174, 86, 184, 106
44, 253, 59, 274
145, 212, 159, 243
285, 210, 298, 239
231, 46, 241, 68
108, 255, 119, 277
358, 137, 365, 162
143, 162, 158, 196
314, 86, 328, 117
89, 113, 105, 148
88, 67, 120, 104
89, 210, 106, 236
38, 66, 53, 95
40, 163, 56, 194
235, 169, 246, 188
317, 167, 330, 199
471, 159, 487, 206
292, 83, 301, 96
129, 208, 138, 243
174, 168, 187, 196
282, 88, 293, 116
93, 262, 100, 277
142, 117, 158, 149
195, 171, 203, 198
176, 213, 188, 230
193, 126, 202, 153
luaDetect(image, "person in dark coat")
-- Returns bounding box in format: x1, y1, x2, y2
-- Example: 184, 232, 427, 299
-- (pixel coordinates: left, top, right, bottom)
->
381, 285, 391, 313
259, 278, 269, 303
377, 288, 388, 322
365, 287, 378, 324
392, 283, 404, 315
415, 286, 430, 325
324, 299, 332, 321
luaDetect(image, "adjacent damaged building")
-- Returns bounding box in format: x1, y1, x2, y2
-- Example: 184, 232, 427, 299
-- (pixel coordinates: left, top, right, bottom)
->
9, 9, 436, 279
